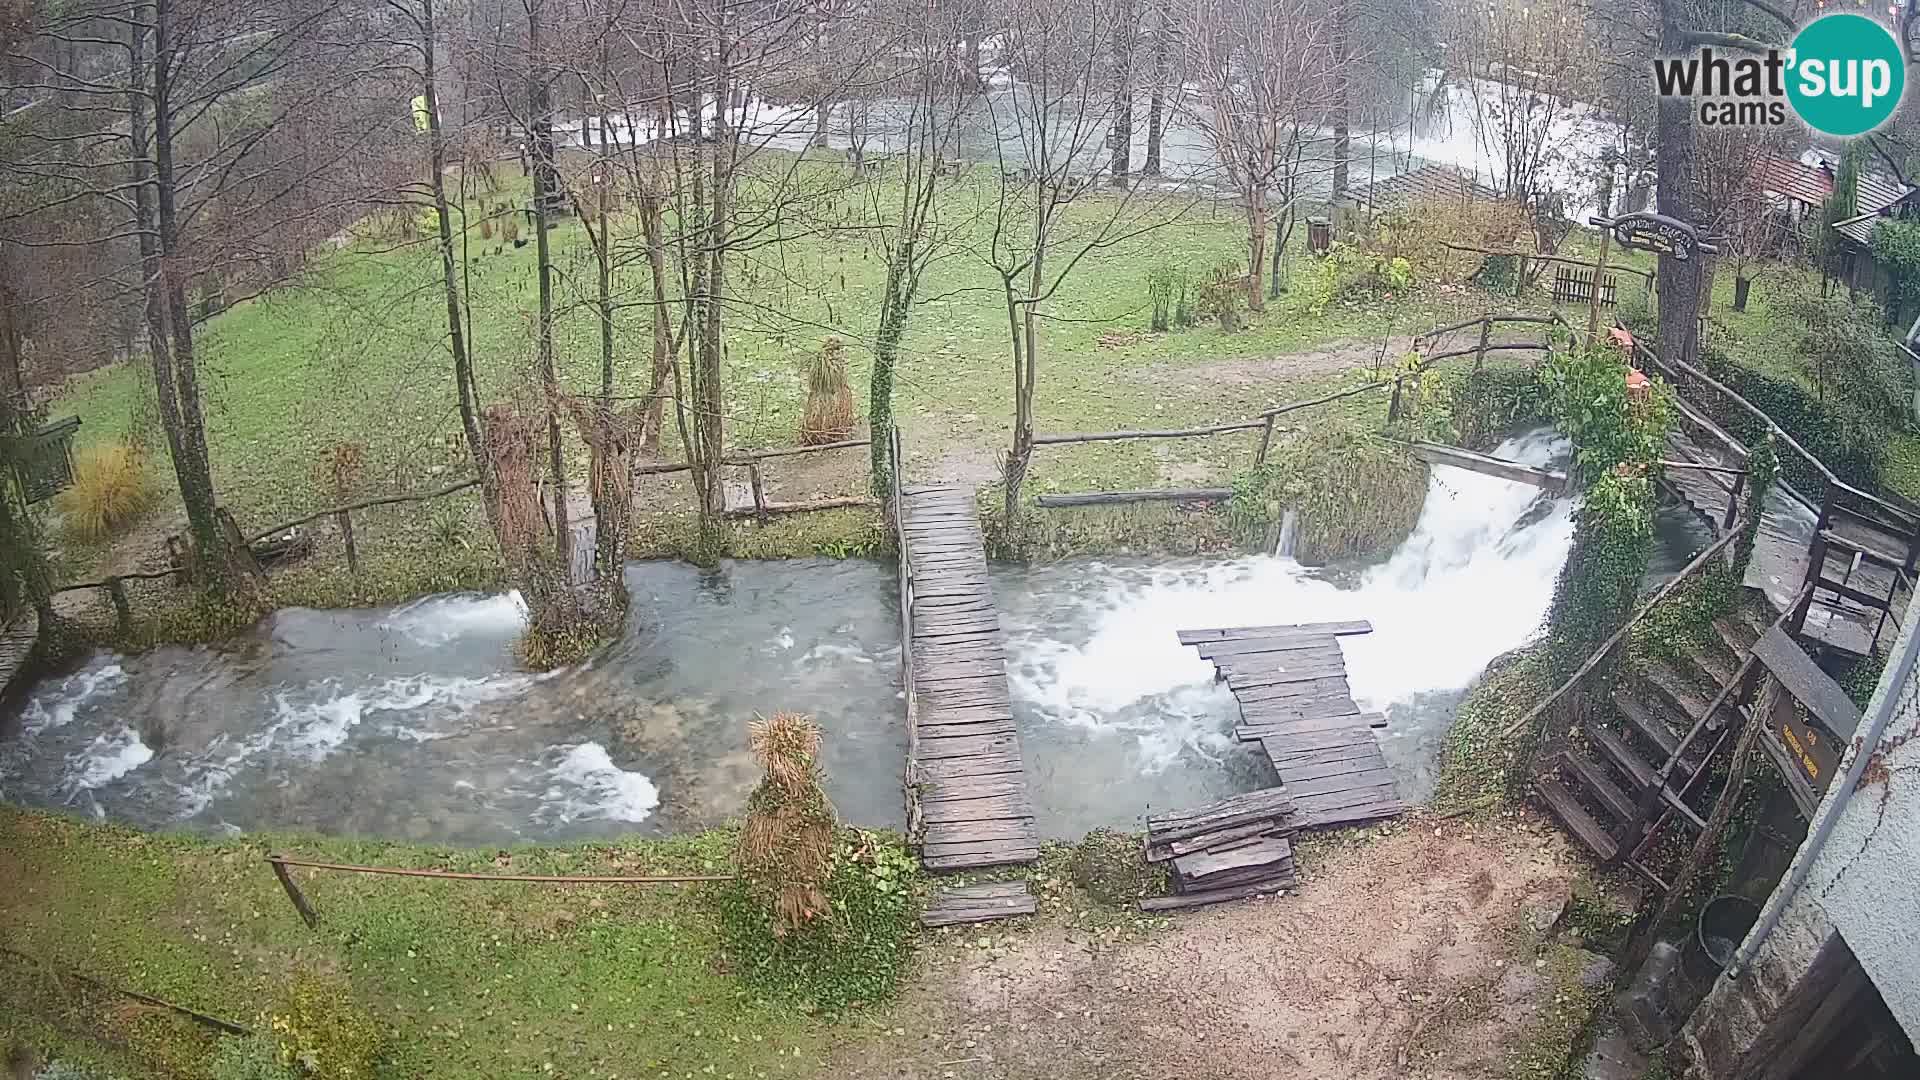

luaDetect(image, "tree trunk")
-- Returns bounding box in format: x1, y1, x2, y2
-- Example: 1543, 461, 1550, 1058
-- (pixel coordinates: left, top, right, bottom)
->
1270, 203, 1289, 298
1246, 191, 1269, 313
870, 298, 906, 497
638, 187, 672, 453
528, 0, 569, 572
593, 72, 621, 578
1109, 1, 1132, 189
149, 0, 257, 595
1654, 15, 1700, 367
420, 0, 492, 514
1331, 0, 1350, 204
1734, 273, 1752, 312
1143, 9, 1165, 178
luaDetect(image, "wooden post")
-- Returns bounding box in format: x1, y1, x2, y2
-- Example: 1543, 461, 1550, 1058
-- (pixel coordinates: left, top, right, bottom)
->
748, 461, 768, 525
105, 576, 132, 634
1723, 471, 1746, 535
1473, 317, 1492, 375
335, 510, 359, 574
1586, 229, 1612, 344
269, 858, 320, 928
1386, 379, 1403, 424
1255, 415, 1277, 465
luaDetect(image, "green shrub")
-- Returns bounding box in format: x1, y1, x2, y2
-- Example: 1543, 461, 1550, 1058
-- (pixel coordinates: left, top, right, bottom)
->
1228, 423, 1429, 563
209, 1035, 297, 1080
1068, 828, 1166, 906
1696, 343, 1884, 493
55, 440, 155, 543
1146, 263, 1185, 333
714, 829, 921, 1013
1437, 362, 1551, 450
1195, 261, 1245, 331
1617, 279, 1656, 338
1539, 341, 1674, 487
1479, 253, 1520, 293
1300, 244, 1415, 314
262, 974, 382, 1080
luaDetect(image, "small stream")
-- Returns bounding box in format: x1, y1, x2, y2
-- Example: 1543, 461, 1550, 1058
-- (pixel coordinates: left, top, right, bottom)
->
2, 430, 1715, 845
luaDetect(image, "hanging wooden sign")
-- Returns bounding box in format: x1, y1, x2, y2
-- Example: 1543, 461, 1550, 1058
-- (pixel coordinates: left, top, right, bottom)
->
1589, 211, 1718, 263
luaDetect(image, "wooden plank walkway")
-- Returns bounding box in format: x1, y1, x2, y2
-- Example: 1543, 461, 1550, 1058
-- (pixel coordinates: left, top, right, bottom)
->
1663, 430, 1911, 657
1181, 620, 1404, 830
920, 880, 1037, 927
900, 485, 1039, 872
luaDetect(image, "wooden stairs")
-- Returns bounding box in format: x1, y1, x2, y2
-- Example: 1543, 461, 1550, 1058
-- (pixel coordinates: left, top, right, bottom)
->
1533, 603, 1775, 887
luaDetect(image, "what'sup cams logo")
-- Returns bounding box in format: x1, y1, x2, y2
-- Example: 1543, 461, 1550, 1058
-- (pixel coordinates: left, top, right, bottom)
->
1654, 12, 1907, 136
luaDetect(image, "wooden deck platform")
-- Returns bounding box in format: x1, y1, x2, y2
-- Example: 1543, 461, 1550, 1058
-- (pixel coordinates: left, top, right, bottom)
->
1663, 429, 1911, 657
900, 485, 1040, 872
921, 880, 1037, 927
1178, 621, 1405, 830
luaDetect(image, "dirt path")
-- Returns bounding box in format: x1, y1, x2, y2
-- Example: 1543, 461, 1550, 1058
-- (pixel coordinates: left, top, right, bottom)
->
832, 814, 1590, 1080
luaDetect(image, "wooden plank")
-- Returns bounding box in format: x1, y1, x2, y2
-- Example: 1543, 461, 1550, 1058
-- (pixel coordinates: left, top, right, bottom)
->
1193, 638, 1341, 661
1255, 740, 1383, 766
1292, 782, 1401, 813
1146, 786, 1295, 828
1752, 625, 1862, 741
1173, 836, 1294, 881
921, 774, 1030, 801
1146, 820, 1287, 862
1175, 620, 1373, 645
916, 732, 1019, 759
1276, 754, 1391, 784
1138, 875, 1298, 912
922, 882, 1037, 928
1409, 441, 1568, 491
914, 658, 1009, 681
915, 753, 1026, 780
922, 848, 1043, 871
919, 794, 1034, 823
1280, 769, 1398, 798
922, 816, 1038, 843
1225, 662, 1353, 690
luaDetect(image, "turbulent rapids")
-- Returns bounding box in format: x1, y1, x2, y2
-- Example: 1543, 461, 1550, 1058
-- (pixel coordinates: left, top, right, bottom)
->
1, 431, 1597, 842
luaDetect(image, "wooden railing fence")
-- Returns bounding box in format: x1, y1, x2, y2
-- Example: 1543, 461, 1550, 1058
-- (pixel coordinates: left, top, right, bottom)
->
887, 426, 923, 841
263, 853, 732, 930
50, 438, 878, 631
1025, 312, 1563, 510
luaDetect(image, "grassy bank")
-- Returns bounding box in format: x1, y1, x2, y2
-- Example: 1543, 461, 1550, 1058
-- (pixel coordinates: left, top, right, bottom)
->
43, 162, 1485, 589
0, 809, 856, 1079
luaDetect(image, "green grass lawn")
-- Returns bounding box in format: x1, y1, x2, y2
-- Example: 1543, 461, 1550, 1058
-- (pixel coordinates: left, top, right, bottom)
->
0, 808, 840, 1079
45, 160, 1488, 583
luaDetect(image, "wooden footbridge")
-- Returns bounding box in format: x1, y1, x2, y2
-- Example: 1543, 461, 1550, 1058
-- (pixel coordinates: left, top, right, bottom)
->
893, 471, 1041, 875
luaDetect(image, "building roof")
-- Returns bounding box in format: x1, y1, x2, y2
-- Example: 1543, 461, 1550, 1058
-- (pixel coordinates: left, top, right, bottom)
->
1352, 165, 1499, 208
1756, 157, 1833, 207
1835, 180, 1919, 247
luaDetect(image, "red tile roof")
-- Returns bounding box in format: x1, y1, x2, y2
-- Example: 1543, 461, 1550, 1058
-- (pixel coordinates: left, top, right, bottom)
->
1755, 157, 1832, 206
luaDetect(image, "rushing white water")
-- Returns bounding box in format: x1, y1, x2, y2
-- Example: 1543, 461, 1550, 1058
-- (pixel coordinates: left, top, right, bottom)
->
537, 743, 662, 825
379, 591, 529, 647
1008, 429, 1577, 776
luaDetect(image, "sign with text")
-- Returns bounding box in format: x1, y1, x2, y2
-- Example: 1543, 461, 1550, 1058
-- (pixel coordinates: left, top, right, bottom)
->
1775, 692, 1841, 795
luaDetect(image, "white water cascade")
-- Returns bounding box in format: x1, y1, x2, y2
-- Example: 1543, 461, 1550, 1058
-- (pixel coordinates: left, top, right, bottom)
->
1005, 429, 1578, 800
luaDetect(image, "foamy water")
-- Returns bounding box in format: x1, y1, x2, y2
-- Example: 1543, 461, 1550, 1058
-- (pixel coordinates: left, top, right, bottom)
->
999, 430, 1577, 823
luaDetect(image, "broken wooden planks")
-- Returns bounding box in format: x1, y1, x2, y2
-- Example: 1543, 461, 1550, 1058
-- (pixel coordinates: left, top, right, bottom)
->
901, 485, 1040, 872
1180, 620, 1407, 834
1142, 787, 1298, 910
920, 880, 1038, 928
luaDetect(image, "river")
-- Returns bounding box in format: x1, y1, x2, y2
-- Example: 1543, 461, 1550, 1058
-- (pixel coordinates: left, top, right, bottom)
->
2, 429, 1717, 845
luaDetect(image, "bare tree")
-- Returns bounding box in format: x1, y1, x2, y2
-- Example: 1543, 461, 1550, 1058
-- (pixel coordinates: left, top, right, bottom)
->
978, 0, 1177, 526
864, 0, 977, 494
1181, 0, 1342, 312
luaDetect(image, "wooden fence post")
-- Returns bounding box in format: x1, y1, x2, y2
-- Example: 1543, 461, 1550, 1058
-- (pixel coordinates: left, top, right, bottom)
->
748, 461, 768, 525
335, 510, 359, 574
1474, 317, 1492, 375
269, 857, 320, 928
1255, 416, 1277, 465
105, 576, 132, 634
1722, 472, 1746, 536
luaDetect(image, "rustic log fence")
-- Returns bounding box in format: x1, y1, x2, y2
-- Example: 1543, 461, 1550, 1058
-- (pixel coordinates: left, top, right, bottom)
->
49, 437, 879, 632
887, 427, 923, 842
1025, 312, 1565, 509
263, 853, 734, 930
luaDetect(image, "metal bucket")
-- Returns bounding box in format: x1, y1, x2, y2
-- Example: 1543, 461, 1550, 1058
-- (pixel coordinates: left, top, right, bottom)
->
1688, 894, 1761, 982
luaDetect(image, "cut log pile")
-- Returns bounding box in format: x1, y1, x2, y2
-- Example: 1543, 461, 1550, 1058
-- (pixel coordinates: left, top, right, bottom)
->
1140, 787, 1299, 912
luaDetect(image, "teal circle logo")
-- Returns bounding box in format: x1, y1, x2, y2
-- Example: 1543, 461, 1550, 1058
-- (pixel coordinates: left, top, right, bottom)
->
1786, 14, 1906, 137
